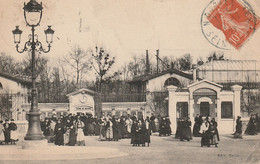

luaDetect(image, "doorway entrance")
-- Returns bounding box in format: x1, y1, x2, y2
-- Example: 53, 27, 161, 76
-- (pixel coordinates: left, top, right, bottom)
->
200, 102, 209, 117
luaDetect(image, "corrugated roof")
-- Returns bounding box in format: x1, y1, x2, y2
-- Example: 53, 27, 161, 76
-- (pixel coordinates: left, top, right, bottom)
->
197, 60, 260, 71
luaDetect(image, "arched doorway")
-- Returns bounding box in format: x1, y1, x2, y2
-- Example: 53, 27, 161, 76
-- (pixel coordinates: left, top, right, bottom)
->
193, 88, 217, 118
164, 77, 181, 88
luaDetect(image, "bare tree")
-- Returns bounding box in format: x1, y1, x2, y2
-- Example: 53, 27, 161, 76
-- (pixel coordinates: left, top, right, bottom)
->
63, 45, 90, 88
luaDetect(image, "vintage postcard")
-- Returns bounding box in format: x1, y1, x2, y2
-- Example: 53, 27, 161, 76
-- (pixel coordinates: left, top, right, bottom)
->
0, 0, 260, 163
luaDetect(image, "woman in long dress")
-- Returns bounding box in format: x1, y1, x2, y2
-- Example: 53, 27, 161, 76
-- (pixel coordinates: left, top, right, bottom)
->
245, 114, 257, 135
200, 119, 210, 147
125, 117, 132, 138
64, 119, 72, 145
193, 115, 202, 137
0, 120, 5, 144
99, 117, 107, 141
54, 119, 65, 146
106, 117, 113, 141
233, 116, 243, 139
68, 120, 77, 146
76, 117, 85, 146
180, 118, 192, 141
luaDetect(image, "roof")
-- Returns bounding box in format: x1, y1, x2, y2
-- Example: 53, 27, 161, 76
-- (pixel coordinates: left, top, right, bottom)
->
129, 69, 194, 83
187, 79, 223, 89
66, 88, 95, 97
0, 71, 32, 86
197, 60, 260, 71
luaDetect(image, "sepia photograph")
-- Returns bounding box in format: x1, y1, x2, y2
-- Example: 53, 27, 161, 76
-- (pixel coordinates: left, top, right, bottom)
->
0, 0, 260, 163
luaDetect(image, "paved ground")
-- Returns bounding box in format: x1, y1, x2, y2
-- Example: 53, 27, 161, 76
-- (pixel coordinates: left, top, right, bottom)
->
0, 133, 259, 164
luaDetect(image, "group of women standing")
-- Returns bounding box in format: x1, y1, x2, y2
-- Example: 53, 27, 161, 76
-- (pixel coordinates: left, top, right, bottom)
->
41, 115, 86, 146
130, 118, 151, 147
0, 119, 18, 144
99, 115, 133, 141
175, 118, 192, 141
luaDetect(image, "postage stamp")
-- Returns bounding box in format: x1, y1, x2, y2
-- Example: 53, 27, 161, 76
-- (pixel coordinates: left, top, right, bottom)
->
201, 0, 260, 50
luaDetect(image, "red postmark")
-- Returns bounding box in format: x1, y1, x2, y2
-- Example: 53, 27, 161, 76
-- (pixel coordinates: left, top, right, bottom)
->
207, 0, 260, 49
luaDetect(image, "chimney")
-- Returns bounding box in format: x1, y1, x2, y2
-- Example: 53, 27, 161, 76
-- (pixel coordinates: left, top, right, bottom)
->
192, 64, 198, 83
146, 50, 150, 75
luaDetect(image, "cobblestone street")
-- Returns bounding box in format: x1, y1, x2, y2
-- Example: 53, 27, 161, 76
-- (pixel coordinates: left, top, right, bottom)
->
0, 133, 259, 164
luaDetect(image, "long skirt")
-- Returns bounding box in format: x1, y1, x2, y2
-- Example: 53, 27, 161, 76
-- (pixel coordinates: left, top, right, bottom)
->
106, 127, 113, 140
181, 127, 192, 141
0, 132, 4, 141
211, 134, 218, 144
55, 130, 64, 146
94, 124, 100, 135
69, 129, 77, 146
151, 121, 156, 132
155, 123, 160, 132
4, 130, 11, 142
10, 130, 19, 141
193, 123, 201, 137
64, 129, 70, 144
144, 130, 151, 143
99, 126, 107, 141
77, 129, 85, 141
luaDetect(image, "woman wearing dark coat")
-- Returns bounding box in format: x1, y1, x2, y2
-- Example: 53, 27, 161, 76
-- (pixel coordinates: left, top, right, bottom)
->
54, 119, 65, 146
234, 116, 243, 139
68, 120, 77, 146
136, 119, 146, 146
159, 117, 167, 136
245, 115, 257, 135
42, 119, 51, 142
112, 117, 120, 141
193, 115, 202, 137
175, 119, 183, 139
180, 118, 192, 141
131, 119, 138, 146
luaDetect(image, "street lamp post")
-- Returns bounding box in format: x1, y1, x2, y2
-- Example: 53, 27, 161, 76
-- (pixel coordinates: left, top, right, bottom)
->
12, 0, 54, 140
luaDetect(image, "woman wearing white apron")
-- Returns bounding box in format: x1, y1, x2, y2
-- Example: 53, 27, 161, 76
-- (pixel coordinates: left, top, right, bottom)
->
76, 118, 85, 146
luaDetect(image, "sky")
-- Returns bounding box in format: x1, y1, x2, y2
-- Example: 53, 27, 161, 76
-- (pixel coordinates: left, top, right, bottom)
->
0, 0, 260, 68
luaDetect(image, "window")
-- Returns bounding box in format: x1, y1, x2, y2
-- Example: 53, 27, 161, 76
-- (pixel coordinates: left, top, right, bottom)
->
176, 102, 188, 118
221, 102, 233, 118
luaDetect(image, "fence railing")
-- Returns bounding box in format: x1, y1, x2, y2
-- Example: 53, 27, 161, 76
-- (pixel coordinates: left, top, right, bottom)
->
99, 93, 146, 102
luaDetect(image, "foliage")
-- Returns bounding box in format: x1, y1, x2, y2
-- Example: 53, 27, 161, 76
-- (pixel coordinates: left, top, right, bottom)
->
91, 46, 116, 92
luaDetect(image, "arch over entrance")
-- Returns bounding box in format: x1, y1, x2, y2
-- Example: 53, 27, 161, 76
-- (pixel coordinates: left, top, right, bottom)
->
193, 88, 217, 118
164, 77, 181, 87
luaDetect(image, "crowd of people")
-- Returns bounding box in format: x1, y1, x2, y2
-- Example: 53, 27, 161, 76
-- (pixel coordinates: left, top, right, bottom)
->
177, 115, 220, 147
1, 112, 260, 148
39, 112, 174, 147
0, 119, 18, 144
